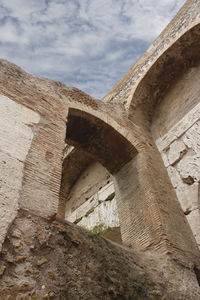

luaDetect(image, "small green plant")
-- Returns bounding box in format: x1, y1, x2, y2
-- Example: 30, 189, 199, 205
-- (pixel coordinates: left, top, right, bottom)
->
88, 223, 107, 238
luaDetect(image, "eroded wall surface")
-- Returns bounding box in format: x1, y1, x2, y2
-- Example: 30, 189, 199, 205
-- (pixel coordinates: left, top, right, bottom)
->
0, 94, 40, 249
65, 162, 110, 213
67, 181, 119, 227
152, 66, 200, 246
0, 59, 87, 220
1, 210, 200, 299
65, 162, 121, 242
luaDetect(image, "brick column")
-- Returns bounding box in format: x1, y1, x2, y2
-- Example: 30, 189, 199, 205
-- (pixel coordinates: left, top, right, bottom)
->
113, 145, 200, 267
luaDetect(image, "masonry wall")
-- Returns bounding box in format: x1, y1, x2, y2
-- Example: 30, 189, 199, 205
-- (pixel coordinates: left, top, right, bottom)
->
64, 64, 200, 248
65, 161, 121, 243
0, 0, 199, 259
151, 64, 200, 246
0, 94, 40, 249
0, 59, 99, 250
65, 162, 110, 214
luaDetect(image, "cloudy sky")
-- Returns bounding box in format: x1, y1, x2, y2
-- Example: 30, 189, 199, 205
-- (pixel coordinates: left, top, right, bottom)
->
0, 0, 186, 99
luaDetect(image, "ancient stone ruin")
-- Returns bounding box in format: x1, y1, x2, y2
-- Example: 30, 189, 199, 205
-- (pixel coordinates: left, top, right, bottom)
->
0, 0, 200, 298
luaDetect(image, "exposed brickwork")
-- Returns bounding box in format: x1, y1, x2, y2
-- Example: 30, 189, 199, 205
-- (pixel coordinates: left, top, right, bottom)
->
0, 60, 98, 217
0, 2, 200, 297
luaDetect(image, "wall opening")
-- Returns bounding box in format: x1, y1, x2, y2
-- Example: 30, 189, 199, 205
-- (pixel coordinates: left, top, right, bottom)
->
66, 108, 136, 174
64, 160, 122, 244
59, 108, 137, 244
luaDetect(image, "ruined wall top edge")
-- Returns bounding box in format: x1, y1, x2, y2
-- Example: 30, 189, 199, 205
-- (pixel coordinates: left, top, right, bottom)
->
103, 0, 200, 107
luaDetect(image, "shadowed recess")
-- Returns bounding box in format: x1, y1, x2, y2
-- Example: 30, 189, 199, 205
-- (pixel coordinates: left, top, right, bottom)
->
66, 108, 137, 174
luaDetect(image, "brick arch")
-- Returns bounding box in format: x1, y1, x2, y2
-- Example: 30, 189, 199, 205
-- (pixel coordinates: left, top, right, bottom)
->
66, 107, 137, 174
128, 23, 200, 130
57, 101, 142, 220
61, 102, 200, 270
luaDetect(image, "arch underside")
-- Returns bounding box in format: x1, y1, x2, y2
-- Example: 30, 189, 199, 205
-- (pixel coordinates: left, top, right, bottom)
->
66, 108, 137, 174
128, 24, 200, 129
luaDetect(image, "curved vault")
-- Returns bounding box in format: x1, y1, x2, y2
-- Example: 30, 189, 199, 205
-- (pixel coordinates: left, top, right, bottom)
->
128, 23, 200, 129
66, 107, 137, 174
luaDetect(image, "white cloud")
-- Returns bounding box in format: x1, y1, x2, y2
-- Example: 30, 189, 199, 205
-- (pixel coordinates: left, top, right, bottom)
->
0, 0, 186, 98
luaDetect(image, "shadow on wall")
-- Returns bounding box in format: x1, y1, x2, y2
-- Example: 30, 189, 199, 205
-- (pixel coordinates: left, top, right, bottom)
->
58, 107, 137, 244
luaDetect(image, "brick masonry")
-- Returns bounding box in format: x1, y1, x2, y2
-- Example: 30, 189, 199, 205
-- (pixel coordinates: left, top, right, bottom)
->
0, 0, 200, 271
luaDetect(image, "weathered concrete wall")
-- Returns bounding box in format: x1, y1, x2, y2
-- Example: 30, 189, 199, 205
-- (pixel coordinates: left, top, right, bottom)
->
151, 65, 200, 246
0, 94, 40, 249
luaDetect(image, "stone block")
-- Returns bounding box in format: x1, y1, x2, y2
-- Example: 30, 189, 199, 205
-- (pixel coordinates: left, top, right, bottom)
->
0, 94, 40, 161
67, 194, 98, 223
161, 152, 170, 167
177, 154, 200, 183
0, 95, 40, 250
167, 140, 186, 165
175, 182, 199, 214
76, 195, 98, 220
72, 196, 120, 230
97, 182, 115, 202
186, 209, 200, 246
167, 166, 182, 188
67, 210, 77, 223
155, 103, 200, 152
66, 181, 116, 227
183, 121, 200, 154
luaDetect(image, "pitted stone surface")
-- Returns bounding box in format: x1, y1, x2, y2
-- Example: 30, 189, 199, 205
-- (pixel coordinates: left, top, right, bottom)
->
155, 103, 200, 246
186, 209, 200, 245
1, 210, 200, 299
177, 155, 200, 183
183, 121, 200, 153
167, 166, 182, 188
176, 182, 199, 214
168, 140, 186, 165
66, 181, 120, 242
0, 95, 40, 249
